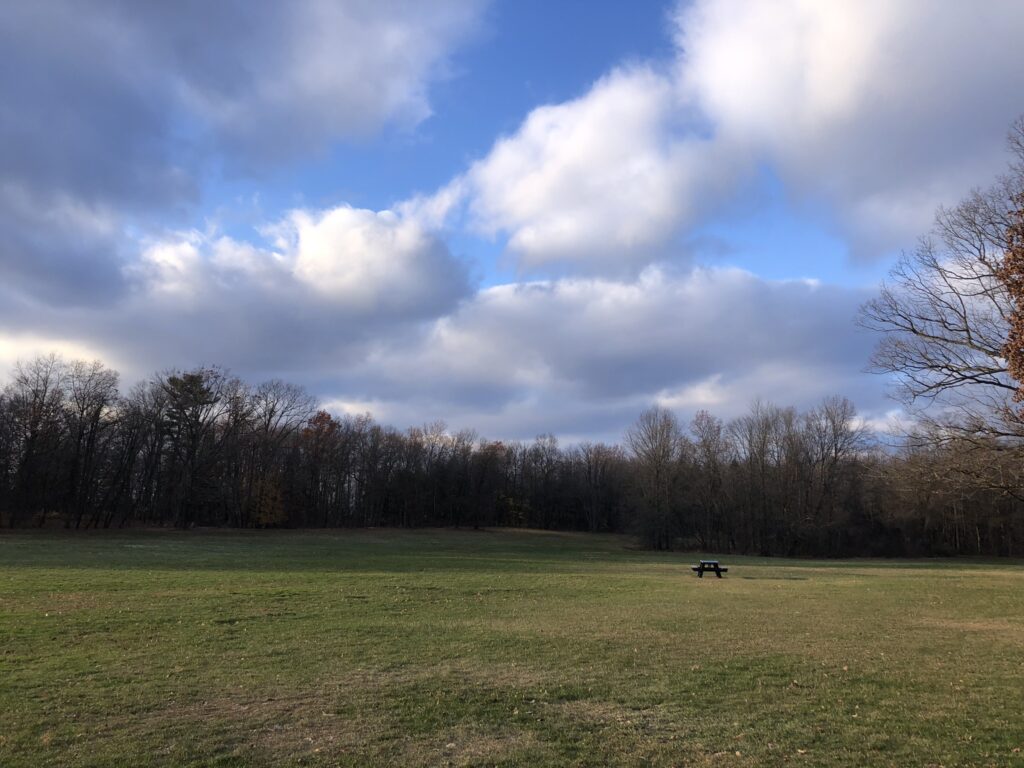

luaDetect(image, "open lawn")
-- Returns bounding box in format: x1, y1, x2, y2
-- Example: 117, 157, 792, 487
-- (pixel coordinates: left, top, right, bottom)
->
1, 529, 1023, 767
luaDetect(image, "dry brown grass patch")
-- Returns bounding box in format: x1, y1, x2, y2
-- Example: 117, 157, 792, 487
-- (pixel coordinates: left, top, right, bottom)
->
920, 617, 1024, 639
411, 724, 548, 767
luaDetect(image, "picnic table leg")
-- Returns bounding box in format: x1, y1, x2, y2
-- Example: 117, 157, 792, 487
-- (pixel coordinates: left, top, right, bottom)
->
698, 568, 704, 578
715, 568, 722, 578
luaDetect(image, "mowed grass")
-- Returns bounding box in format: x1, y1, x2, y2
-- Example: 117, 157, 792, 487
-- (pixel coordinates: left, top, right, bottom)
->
1, 530, 1023, 767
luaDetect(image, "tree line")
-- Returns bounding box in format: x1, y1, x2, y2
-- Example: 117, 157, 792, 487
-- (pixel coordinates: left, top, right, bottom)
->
2, 354, 1023, 556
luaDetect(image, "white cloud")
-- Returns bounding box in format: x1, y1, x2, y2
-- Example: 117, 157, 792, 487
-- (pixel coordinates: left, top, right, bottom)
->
0, 250, 888, 442
168, 0, 486, 160
422, 0, 1024, 273
656, 374, 727, 410
332, 266, 887, 440
461, 66, 725, 271
288, 207, 461, 312
23, 203, 469, 383
0, 0, 486, 304
398, 177, 468, 231
7, 0, 1023, 443
137, 237, 206, 301
0, 334, 123, 382
209, 237, 289, 285
129, 204, 468, 315
676, 0, 893, 144
856, 409, 908, 439
320, 396, 382, 420
676, 0, 1024, 255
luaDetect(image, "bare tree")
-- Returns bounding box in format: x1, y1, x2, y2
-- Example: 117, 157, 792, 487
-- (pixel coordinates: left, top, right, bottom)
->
729, 400, 780, 553
690, 410, 732, 550
63, 359, 119, 528
804, 396, 868, 524
245, 380, 316, 526
3, 349, 1022, 555
157, 366, 248, 527
859, 117, 1024, 514
860, 117, 1024, 440
5, 355, 66, 526
576, 442, 626, 532
627, 406, 690, 550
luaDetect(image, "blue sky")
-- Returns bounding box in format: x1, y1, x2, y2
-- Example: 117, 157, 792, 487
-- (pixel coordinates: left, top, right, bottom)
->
2, 0, 1024, 442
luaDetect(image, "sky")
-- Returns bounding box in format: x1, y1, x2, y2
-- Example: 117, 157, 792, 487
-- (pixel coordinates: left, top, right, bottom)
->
2, 0, 1024, 443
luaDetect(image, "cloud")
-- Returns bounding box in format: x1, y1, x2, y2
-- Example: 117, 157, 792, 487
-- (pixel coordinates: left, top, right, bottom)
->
0, 202, 470, 386
0, 184, 128, 305
155, 0, 485, 163
676, 0, 1024, 257
460, 67, 732, 272
424, 0, 1024, 274
4, 0, 1021, 443
329, 267, 887, 441
1, 0, 483, 172
0, 257, 887, 442
0, 333, 122, 383
287, 207, 463, 313
0, 0, 484, 304
133, 200, 470, 321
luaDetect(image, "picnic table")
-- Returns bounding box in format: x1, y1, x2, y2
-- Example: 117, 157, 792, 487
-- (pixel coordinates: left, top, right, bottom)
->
691, 559, 728, 578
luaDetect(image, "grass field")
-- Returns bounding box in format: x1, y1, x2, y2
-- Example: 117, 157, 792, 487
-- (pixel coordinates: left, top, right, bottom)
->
2, 529, 1023, 767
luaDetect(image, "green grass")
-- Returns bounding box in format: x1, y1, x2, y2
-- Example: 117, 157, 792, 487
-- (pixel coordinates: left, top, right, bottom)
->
2, 529, 1023, 767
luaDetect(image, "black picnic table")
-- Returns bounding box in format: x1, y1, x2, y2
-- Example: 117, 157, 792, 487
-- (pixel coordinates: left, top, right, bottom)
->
691, 559, 728, 578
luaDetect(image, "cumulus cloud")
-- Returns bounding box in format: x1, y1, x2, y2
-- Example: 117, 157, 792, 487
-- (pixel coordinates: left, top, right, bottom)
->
0, 0, 484, 304
154, 0, 485, 162
287, 207, 463, 313
0, 202, 470, 385
133, 201, 469, 317
461, 67, 731, 272
4, 0, 1021, 442
329, 267, 887, 441
676, 0, 1024, 257
0, 256, 887, 442
423, 0, 1024, 273
1, 0, 483, 172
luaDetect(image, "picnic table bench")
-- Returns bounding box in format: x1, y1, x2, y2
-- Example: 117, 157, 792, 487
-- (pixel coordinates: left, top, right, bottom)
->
691, 559, 728, 578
